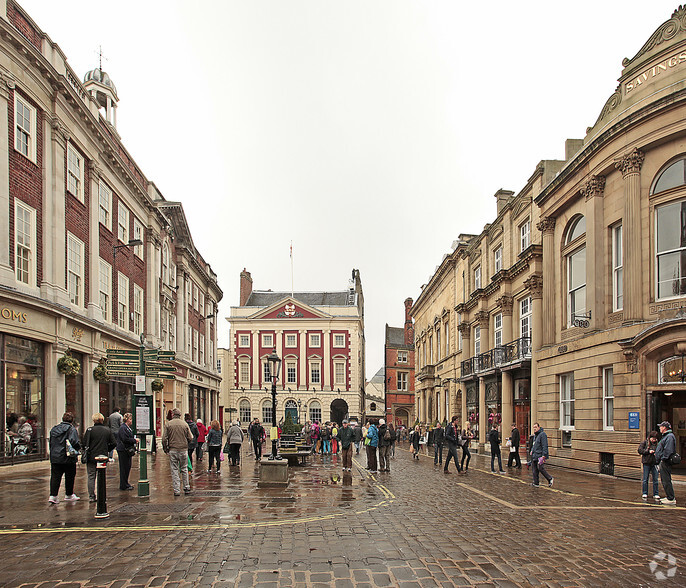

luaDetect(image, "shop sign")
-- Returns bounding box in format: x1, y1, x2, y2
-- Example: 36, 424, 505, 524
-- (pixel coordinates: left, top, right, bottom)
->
0, 306, 28, 323
625, 51, 686, 95
629, 411, 640, 430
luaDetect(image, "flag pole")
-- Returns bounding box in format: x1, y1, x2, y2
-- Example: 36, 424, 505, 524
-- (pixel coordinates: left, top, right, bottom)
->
290, 241, 294, 298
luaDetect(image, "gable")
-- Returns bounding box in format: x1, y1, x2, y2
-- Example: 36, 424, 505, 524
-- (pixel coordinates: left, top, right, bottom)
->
250, 297, 331, 320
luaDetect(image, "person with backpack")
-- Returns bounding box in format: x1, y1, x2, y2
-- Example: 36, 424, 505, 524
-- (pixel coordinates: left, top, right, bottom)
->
377, 418, 391, 472
388, 423, 397, 458
409, 425, 421, 459
655, 421, 678, 505
365, 421, 379, 473
321, 423, 331, 455
461, 426, 473, 471
339, 419, 355, 471
48, 412, 81, 504
185, 413, 199, 468
353, 422, 363, 454
638, 430, 660, 500
331, 423, 339, 454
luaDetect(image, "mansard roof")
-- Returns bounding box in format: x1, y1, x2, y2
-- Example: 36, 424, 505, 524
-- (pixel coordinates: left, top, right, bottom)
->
245, 291, 352, 307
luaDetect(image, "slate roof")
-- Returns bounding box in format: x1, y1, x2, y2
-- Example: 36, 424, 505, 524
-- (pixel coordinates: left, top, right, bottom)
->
385, 325, 412, 348
245, 291, 351, 307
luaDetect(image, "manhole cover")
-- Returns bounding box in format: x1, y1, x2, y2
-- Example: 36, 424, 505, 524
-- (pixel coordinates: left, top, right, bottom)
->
114, 504, 191, 514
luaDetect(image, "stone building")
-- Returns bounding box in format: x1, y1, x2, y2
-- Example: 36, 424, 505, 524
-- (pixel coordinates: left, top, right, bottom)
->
226, 269, 365, 427
0, 0, 221, 461
384, 298, 416, 427
535, 6, 686, 477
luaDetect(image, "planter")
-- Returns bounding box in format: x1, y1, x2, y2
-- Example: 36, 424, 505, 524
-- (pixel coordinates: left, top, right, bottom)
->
57, 352, 81, 376
151, 379, 164, 392
93, 360, 109, 383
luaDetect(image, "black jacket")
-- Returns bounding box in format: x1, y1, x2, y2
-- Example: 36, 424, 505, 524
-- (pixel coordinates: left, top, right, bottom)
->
510, 427, 520, 449
82, 423, 116, 463
488, 428, 501, 452
378, 424, 390, 447
445, 423, 459, 446
186, 419, 199, 449
250, 424, 265, 442
353, 426, 362, 442
638, 438, 658, 465
116, 423, 136, 452
49, 421, 80, 464
339, 425, 355, 449
433, 427, 445, 445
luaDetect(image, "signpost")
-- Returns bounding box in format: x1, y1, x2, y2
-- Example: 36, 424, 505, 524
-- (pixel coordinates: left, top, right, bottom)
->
105, 345, 176, 498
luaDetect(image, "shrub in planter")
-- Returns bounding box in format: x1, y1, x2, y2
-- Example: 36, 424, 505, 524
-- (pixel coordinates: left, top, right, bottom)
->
151, 379, 164, 392
93, 359, 109, 382
57, 352, 81, 376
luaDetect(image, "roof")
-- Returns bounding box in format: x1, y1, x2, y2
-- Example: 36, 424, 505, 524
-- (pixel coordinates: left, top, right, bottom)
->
385, 325, 412, 349
245, 291, 352, 307
370, 367, 384, 383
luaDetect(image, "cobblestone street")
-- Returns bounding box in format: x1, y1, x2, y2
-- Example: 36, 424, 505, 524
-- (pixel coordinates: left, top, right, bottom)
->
0, 443, 684, 587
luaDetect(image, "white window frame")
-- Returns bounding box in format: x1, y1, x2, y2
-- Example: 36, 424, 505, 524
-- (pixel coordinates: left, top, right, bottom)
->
333, 333, 345, 348
262, 401, 273, 424
239, 360, 250, 384
309, 401, 322, 423
398, 350, 408, 363
262, 333, 274, 348
655, 200, 686, 300
14, 94, 36, 163
187, 325, 192, 355
445, 322, 450, 356
334, 361, 346, 385
199, 290, 205, 316
98, 180, 112, 230
263, 360, 271, 385
117, 273, 129, 330
520, 219, 531, 252
99, 259, 112, 322
193, 329, 199, 363
286, 361, 297, 384
286, 333, 297, 348
239, 334, 250, 348
567, 246, 587, 327
474, 265, 481, 290
193, 283, 199, 311
15, 200, 36, 288
429, 334, 433, 364
474, 326, 481, 356
436, 328, 441, 361
239, 399, 251, 424
560, 373, 575, 431
603, 367, 614, 431
310, 360, 321, 384
494, 312, 503, 348
397, 371, 408, 391
494, 245, 503, 273
199, 333, 205, 366
67, 143, 84, 202
309, 333, 321, 348
612, 224, 623, 311
117, 201, 129, 243
67, 232, 84, 307
169, 313, 176, 351
133, 218, 144, 259
520, 296, 532, 339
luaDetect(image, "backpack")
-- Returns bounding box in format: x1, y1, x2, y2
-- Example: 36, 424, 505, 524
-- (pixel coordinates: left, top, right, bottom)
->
383, 428, 391, 441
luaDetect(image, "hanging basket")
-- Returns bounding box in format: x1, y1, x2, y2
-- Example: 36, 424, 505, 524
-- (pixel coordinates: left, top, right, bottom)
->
57, 352, 81, 376
151, 379, 164, 392
93, 359, 109, 382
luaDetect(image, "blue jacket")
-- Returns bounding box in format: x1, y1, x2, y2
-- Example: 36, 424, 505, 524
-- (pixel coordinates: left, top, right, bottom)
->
655, 430, 676, 462
530, 428, 549, 460
366, 424, 379, 447
116, 422, 136, 452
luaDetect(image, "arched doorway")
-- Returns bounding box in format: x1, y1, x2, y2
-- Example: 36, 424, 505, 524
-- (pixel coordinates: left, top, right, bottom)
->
330, 398, 348, 425
285, 400, 298, 424
395, 408, 409, 428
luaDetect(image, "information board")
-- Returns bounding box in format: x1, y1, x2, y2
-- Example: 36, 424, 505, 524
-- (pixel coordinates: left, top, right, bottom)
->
629, 411, 640, 430
133, 394, 154, 435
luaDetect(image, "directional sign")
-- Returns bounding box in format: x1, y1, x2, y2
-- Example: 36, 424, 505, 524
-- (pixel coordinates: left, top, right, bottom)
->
143, 349, 159, 359
145, 363, 175, 372
147, 372, 176, 380
107, 371, 137, 378
106, 349, 139, 357
107, 361, 140, 369
107, 366, 139, 373
157, 351, 175, 360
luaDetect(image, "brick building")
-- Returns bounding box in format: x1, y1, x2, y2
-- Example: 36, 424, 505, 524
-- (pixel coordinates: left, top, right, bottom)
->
227, 269, 365, 426
384, 298, 415, 427
0, 0, 221, 462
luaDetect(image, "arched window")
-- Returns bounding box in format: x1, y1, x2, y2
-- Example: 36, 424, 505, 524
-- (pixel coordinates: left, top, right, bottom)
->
656, 199, 686, 299
262, 400, 272, 424
239, 399, 251, 424
651, 158, 686, 195
309, 400, 322, 423
564, 216, 586, 326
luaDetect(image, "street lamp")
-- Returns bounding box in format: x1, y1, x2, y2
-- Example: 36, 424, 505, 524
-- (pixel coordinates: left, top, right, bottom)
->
113, 238, 143, 260
297, 398, 302, 424
266, 349, 282, 460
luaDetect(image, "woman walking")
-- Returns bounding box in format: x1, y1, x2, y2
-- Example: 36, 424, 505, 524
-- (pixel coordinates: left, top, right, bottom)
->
365, 421, 379, 473
409, 425, 421, 460
224, 421, 244, 466
206, 420, 223, 473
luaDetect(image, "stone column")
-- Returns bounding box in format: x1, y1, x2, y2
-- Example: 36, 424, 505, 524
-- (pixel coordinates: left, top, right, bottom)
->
526, 274, 544, 423
501, 370, 513, 440
299, 330, 307, 391
476, 311, 489, 355
0, 75, 14, 282
615, 148, 645, 322
581, 176, 606, 329
536, 217, 556, 345
323, 329, 331, 391
478, 376, 486, 448
87, 162, 102, 320
497, 295, 514, 344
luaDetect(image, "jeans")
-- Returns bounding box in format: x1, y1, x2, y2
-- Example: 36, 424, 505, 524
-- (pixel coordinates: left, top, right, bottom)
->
642, 464, 659, 496
444, 443, 461, 471
461, 445, 471, 470
434, 443, 443, 464
117, 448, 132, 489
322, 440, 331, 454
660, 460, 675, 500
378, 445, 390, 471
532, 459, 552, 485
354, 441, 361, 454
491, 449, 503, 472
50, 462, 76, 496
169, 449, 190, 493
253, 438, 262, 460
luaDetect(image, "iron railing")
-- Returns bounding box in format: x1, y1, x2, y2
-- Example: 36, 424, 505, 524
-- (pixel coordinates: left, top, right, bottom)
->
460, 337, 532, 378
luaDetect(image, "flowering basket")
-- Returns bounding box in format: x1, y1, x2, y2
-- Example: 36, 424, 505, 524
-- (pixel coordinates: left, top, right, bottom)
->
57, 352, 81, 376
93, 360, 109, 382
151, 379, 164, 392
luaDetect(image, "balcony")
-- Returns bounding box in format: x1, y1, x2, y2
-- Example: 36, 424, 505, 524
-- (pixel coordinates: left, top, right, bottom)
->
417, 364, 435, 381
460, 336, 531, 379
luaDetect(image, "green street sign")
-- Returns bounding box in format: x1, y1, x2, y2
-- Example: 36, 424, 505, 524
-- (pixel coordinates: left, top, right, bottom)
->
143, 349, 158, 358
106, 349, 139, 356
107, 371, 137, 377
107, 365, 139, 372
107, 361, 140, 369
147, 372, 175, 380
157, 351, 175, 360
145, 363, 175, 372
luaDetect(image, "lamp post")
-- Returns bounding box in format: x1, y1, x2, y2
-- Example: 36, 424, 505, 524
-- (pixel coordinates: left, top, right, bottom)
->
267, 349, 282, 460
297, 398, 302, 424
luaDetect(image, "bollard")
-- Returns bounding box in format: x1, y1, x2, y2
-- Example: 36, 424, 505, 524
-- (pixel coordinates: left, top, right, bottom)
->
94, 455, 110, 519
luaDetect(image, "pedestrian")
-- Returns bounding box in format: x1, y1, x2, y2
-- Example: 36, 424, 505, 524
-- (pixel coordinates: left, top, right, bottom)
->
655, 421, 678, 505
321, 423, 331, 454
377, 418, 391, 472
433, 421, 444, 466
82, 412, 117, 502
107, 407, 123, 461
388, 423, 396, 458
224, 420, 244, 466
507, 423, 522, 468
530, 422, 553, 487
116, 412, 136, 491
161, 408, 193, 496
444, 416, 462, 473
206, 420, 223, 473
526, 431, 535, 469
638, 430, 660, 500
489, 423, 505, 473
185, 413, 199, 468
409, 425, 421, 459
250, 418, 265, 461
339, 419, 355, 471
353, 422, 363, 454
48, 412, 82, 504
460, 426, 472, 471
196, 419, 207, 462
312, 421, 321, 454
365, 421, 379, 473
331, 423, 339, 454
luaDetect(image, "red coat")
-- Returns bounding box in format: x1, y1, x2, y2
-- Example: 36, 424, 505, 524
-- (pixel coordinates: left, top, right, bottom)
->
196, 422, 208, 443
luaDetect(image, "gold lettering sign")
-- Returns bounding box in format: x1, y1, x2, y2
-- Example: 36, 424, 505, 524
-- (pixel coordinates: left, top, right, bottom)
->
0, 307, 27, 323
626, 51, 686, 94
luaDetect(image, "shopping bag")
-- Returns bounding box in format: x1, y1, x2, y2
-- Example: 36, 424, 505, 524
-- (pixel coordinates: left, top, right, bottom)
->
187, 455, 193, 472
220, 451, 225, 462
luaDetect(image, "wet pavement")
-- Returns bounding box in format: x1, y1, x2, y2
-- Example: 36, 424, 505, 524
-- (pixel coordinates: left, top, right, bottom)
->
0, 442, 684, 587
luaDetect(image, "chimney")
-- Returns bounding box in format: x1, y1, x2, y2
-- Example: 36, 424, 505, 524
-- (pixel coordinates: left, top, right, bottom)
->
404, 298, 414, 345
494, 189, 514, 215
239, 268, 253, 306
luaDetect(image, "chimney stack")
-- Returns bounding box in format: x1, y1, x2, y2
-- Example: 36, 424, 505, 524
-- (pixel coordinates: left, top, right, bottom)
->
404, 298, 414, 345
494, 189, 514, 215
239, 268, 253, 306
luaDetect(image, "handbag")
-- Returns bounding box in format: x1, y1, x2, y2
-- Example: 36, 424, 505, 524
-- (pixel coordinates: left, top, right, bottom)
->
187, 455, 193, 472
126, 445, 136, 457
364, 437, 371, 446
220, 450, 225, 461
670, 452, 681, 465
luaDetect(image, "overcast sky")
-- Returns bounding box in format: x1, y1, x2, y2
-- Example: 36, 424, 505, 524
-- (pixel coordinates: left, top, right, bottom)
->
20, 0, 678, 373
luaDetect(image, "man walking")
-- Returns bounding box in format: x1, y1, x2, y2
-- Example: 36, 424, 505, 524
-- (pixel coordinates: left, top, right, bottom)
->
444, 416, 462, 473
377, 419, 391, 472
250, 418, 265, 461
433, 421, 444, 466
489, 423, 505, 473
339, 419, 355, 471
530, 422, 553, 487
507, 423, 522, 468
162, 408, 193, 496
353, 422, 363, 454
655, 421, 677, 505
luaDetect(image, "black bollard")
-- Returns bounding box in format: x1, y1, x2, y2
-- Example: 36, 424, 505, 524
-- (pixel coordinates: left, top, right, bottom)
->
94, 455, 110, 519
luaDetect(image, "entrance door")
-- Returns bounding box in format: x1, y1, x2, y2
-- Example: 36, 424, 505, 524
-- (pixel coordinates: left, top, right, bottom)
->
330, 399, 348, 425
514, 403, 530, 456
285, 400, 298, 424
657, 390, 686, 472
